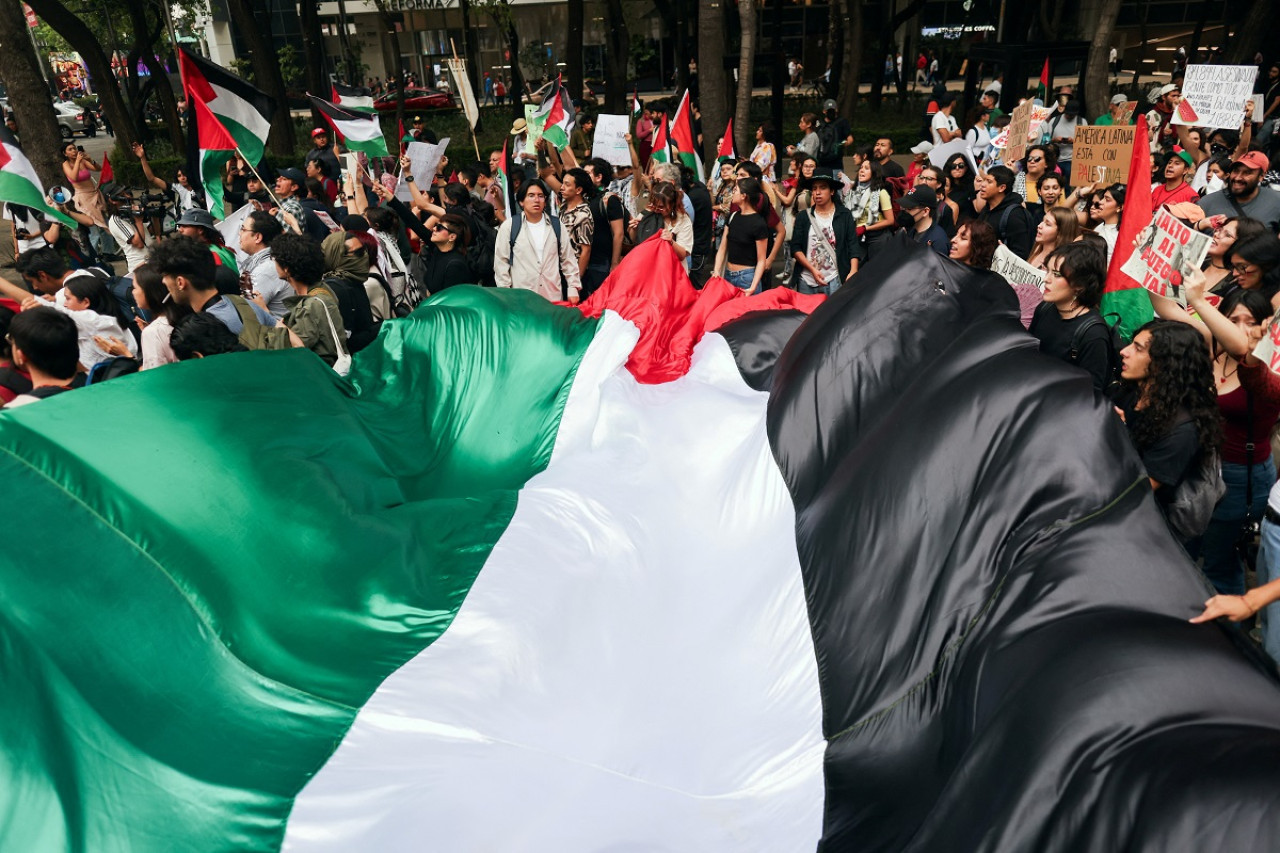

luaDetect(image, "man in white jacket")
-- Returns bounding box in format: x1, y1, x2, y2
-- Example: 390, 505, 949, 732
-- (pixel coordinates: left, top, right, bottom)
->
494, 179, 582, 304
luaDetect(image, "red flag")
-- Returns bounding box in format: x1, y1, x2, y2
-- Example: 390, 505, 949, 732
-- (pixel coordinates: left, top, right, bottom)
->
716, 118, 736, 163
1037, 58, 1051, 102
99, 153, 112, 184
1099, 114, 1155, 339
190, 96, 238, 152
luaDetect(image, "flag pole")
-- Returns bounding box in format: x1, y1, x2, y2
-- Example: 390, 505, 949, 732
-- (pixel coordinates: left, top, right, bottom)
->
235, 146, 284, 210
451, 38, 482, 162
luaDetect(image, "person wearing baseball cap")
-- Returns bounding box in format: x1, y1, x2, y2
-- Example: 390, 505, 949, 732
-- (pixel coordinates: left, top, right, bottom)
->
304, 127, 341, 187
1198, 149, 1280, 234
817, 99, 852, 170
789, 167, 861, 294
176, 208, 238, 272
906, 140, 933, 184
899, 185, 949, 256
1094, 93, 1134, 126
1151, 147, 1199, 212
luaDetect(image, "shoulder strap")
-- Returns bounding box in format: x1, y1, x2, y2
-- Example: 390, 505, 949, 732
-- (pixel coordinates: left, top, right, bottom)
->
508, 214, 522, 267
223, 294, 260, 328
1067, 313, 1106, 362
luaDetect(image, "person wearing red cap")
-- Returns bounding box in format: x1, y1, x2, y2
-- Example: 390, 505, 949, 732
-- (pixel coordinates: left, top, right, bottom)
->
1150, 148, 1199, 212
1197, 150, 1280, 234
304, 127, 341, 186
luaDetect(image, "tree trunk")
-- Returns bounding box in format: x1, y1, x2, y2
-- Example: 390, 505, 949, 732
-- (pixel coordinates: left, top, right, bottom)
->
0, 0, 64, 189
1223, 0, 1271, 65
505, 15, 527, 120
25, 0, 137, 148
1131, 0, 1150, 92
734, 0, 757, 158
1083, 0, 1122, 119
698, 0, 728, 165
225, 0, 295, 156
601, 0, 629, 114
370, 0, 406, 151
826, 0, 843, 97
124, 4, 182, 153
298, 0, 330, 126
567, 0, 584, 111
835, 0, 862, 121
459, 0, 481, 97
770, 0, 784, 154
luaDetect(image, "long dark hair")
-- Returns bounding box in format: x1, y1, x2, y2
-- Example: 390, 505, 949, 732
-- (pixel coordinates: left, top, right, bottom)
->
1125, 320, 1221, 454
861, 160, 886, 193
64, 275, 133, 333
134, 263, 191, 326
945, 154, 975, 199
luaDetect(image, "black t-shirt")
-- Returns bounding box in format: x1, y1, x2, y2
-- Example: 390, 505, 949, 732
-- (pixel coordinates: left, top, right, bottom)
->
879, 158, 905, 179
725, 212, 770, 266
1112, 386, 1201, 503
1028, 303, 1112, 392
685, 183, 713, 257
587, 192, 625, 269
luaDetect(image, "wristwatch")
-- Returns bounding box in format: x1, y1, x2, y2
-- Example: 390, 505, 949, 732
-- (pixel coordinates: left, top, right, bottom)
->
405, 175, 415, 182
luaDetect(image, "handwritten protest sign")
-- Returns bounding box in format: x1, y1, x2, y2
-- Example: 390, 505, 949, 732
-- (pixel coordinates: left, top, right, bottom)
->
991, 244, 1046, 291
1120, 208, 1211, 305
1006, 100, 1034, 163
395, 138, 450, 202
1071, 125, 1136, 185
523, 104, 547, 154
1172, 64, 1258, 128
1253, 322, 1280, 375
593, 114, 631, 168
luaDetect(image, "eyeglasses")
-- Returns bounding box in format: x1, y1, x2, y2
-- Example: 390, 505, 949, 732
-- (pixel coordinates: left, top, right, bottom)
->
431, 224, 456, 236
1233, 263, 1259, 275
1027, 157, 1044, 164
239, 225, 255, 234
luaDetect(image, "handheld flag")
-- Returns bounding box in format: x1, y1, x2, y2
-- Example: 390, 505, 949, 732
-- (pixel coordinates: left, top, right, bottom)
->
309, 95, 391, 158
632, 87, 641, 120
1036, 57, 1051, 103
99, 153, 113, 184
446, 57, 480, 131
649, 114, 672, 165
669, 89, 703, 181
1099, 113, 1155, 339
533, 74, 575, 150
0, 126, 75, 227
331, 83, 376, 114
496, 138, 512, 213
188, 96, 240, 219
716, 118, 736, 167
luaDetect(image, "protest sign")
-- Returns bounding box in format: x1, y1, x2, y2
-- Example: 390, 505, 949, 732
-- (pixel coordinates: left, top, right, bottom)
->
395, 138, 451, 202
593, 114, 631, 168
1253, 322, 1280, 376
1071, 125, 1136, 186
1119, 208, 1211, 305
1006, 100, 1034, 163
928, 137, 979, 176
215, 203, 253, 266
991, 244, 1046, 291
1172, 64, 1257, 128
523, 104, 547, 154
1247, 93, 1266, 123
1118, 101, 1138, 125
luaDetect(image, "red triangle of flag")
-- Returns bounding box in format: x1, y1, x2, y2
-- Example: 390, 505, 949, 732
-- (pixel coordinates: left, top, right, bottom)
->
193, 96, 238, 152
100, 153, 113, 184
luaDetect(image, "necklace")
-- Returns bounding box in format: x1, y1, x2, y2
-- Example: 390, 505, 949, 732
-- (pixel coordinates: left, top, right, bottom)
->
1217, 355, 1238, 385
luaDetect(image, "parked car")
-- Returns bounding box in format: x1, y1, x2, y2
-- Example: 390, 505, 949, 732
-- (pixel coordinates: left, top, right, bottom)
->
373, 87, 457, 114
54, 102, 86, 139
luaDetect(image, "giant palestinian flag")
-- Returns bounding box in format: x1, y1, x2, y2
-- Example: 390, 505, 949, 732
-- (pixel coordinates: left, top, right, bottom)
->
309, 95, 390, 158
0, 126, 74, 227
5, 236, 1280, 851
179, 47, 275, 218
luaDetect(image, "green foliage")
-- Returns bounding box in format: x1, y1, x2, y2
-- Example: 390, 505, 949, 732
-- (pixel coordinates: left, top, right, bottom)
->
518, 42, 548, 81
277, 44, 304, 90
227, 58, 254, 84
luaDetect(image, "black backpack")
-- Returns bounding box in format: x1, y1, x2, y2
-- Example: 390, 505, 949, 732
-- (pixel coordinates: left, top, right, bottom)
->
86, 356, 140, 385
462, 209, 498, 288
816, 120, 841, 162
1068, 312, 1126, 387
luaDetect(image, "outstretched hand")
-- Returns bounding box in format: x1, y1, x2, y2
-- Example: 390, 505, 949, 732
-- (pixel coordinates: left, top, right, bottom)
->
1189, 594, 1255, 624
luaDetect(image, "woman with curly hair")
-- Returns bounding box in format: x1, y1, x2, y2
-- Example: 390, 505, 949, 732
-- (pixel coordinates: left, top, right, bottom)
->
1029, 242, 1113, 391
948, 219, 997, 269
1113, 320, 1222, 513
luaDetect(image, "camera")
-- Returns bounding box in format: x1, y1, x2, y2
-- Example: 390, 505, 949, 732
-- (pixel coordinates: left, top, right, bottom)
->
104, 184, 173, 218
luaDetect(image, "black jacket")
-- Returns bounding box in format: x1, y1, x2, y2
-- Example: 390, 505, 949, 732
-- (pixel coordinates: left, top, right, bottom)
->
789, 204, 864, 285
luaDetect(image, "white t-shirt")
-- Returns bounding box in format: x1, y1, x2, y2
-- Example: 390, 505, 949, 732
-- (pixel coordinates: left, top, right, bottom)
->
524, 216, 551, 259
800, 208, 839, 289
107, 215, 152, 273
931, 111, 957, 145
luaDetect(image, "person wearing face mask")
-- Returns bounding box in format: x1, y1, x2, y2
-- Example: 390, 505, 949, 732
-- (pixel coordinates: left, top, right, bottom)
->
1044, 100, 1086, 172
1197, 151, 1280, 234
1179, 270, 1280, 596
898, 185, 949, 256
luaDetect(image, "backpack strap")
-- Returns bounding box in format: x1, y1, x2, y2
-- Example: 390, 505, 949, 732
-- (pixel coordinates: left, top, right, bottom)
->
508, 213, 522, 267
224, 294, 261, 329
1067, 313, 1106, 363
998, 203, 1016, 240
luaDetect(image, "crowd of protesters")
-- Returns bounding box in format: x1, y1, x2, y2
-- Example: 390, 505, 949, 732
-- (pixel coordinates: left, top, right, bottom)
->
8, 63, 1280, 654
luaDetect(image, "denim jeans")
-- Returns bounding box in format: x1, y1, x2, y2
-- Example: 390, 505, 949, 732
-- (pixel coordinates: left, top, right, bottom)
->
724, 267, 755, 290
1190, 459, 1275, 596
1258, 516, 1280, 663
795, 277, 840, 296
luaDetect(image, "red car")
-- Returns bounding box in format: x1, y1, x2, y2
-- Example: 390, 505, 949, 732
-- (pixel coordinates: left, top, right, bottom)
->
373, 87, 457, 113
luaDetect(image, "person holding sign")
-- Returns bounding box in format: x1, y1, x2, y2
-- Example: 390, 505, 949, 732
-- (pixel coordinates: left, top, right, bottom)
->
1180, 270, 1280, 595
1029, 242, 1114, 391
1094, 94, 1136, 127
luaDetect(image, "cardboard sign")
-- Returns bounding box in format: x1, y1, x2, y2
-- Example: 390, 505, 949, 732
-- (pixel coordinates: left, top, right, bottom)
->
593, 114, 631, 168
991, 244, 1046, 291
1070, 125, 1136, 185
1005, 100, 1035, 163
1247, 93, 1266, 123
394, 138, 451, 202
1172, 64, 1257, 128
1120, 208, 1211, 305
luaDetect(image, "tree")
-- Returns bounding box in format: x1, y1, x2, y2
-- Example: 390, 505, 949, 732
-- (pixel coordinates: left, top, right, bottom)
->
734, 0, 757, 160
370, 0, 407, 147
0, 0, 64, 189
1223, 0, 1274, 65
224, 0, 296, 156
25, 0, 139, 147
868, 0, 928, 108
601, 0, 628, 114
122, 2, 182, 153
567, 0, 583, 114
297, 0, 330, 126
1082, 0, 1122, 120
698, 0, 728, 166
834, 0, 863, 122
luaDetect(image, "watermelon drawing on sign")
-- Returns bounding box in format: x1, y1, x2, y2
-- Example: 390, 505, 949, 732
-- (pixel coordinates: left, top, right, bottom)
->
1176, 99, 1199, 124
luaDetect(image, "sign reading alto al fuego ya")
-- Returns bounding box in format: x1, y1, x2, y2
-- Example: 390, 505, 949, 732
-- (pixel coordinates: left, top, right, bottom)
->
1070, 125, 1136, 186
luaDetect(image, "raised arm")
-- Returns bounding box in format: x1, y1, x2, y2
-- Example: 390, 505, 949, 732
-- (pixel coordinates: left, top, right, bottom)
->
131, 143, 169, 192
1185, 268, 1257, 362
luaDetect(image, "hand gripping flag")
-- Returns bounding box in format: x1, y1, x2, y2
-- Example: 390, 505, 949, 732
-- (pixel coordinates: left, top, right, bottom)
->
309, 95, 391, 158
0, 126, 75, 227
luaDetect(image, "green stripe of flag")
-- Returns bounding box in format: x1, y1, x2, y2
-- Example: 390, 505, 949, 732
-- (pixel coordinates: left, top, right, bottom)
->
0, 287, 600, 852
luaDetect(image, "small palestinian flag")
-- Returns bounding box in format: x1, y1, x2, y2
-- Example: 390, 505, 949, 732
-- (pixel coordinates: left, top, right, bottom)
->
309, 95, 390, 158
1037, 57, 1051, 103
7, 239, 1280, 851
331, 82, 376, 114
716, 117, 736, 167
496, 137, 511, 212
649, 114, 672, 165
669, 89, 703, 181
532, 73, 575, 150
1100, 113, 1156, 339
0, 126, 74, 227
99, 152, 113, 184
632, 87, 641, 119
